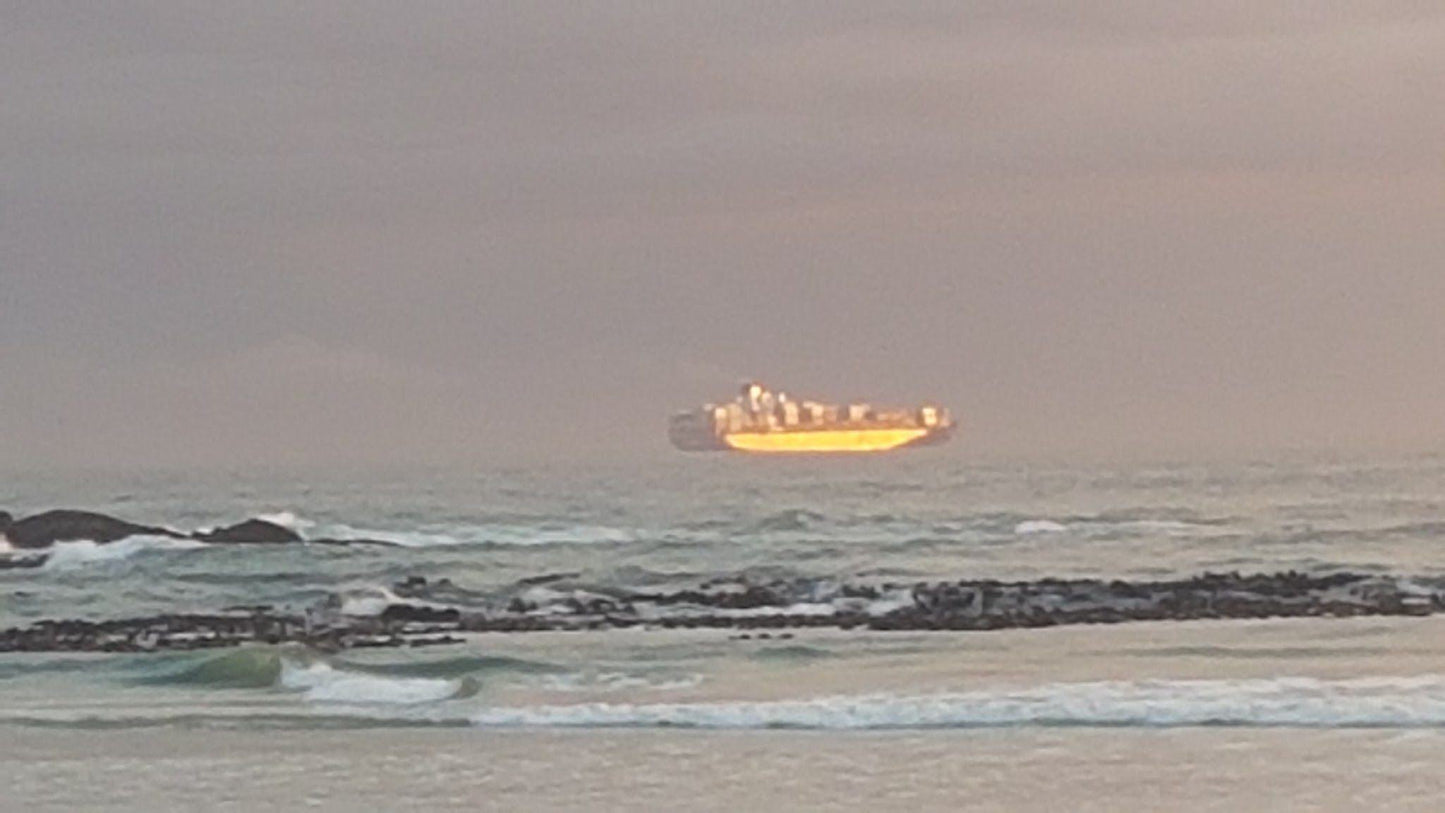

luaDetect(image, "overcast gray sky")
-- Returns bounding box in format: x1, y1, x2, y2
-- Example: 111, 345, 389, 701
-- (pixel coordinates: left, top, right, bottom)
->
4, 2, 1444, 468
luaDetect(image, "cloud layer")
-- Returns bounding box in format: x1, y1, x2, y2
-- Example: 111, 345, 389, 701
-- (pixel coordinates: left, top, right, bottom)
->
4, 3, 1444, 467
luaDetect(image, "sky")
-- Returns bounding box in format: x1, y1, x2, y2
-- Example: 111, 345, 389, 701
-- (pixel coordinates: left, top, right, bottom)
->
4, 2, 1445, 469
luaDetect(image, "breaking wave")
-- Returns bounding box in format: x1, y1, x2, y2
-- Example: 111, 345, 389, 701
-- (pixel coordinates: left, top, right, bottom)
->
1014, 520, 1067, 535
750, 509, 828, 534
129, 649, 478, 704
136, 648, 555, 689
41, 536, 209, 570
21, 669, 1445, 730
253, 511, 314, 534
1012, 515, 1231, 539
467, 676, 1445, 730
329, 584, 419, 616
279, 660, 476, 704
304, 517, 636, 548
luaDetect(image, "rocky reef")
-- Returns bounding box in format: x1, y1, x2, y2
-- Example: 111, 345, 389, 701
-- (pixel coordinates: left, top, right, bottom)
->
0, 509, 185, 550
3, 570, 1440, 653
6, 507, 1442, 654
0, 508, 397, 564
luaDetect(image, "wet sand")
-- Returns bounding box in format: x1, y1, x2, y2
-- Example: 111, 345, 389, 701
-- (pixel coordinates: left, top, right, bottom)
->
3, 726, 1443, 812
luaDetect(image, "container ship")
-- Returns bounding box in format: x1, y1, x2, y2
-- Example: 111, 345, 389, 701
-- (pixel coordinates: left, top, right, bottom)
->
669, 382, 955, 453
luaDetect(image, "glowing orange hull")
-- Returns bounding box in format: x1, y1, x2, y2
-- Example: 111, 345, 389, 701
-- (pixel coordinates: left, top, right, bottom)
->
722, 427, 929, 453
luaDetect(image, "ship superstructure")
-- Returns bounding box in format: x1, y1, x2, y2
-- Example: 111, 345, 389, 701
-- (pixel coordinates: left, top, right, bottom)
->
669, 382, 954, 453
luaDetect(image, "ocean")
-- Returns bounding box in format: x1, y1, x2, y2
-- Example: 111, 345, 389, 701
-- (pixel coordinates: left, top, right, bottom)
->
5, 453, 1445, 810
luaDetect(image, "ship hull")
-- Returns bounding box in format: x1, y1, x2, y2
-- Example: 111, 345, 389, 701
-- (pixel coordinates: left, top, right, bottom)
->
671, 425, 954, 454
668, 381, 955, 454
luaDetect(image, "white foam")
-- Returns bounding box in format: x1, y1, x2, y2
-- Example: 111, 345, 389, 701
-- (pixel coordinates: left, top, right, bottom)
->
0, 534, 13, 554
279, 660, 464, 705
467, 676, 1445, 730
1015, 520, 1068, 535
518, 586, 631, 616
306, 521, 634, 548
631, 589, 916, 621
1105, 519, 1212, 537
331, 583, 459, 617
41, 535, 208, 570
336, 585, 407, 617
256, 511, 315, 534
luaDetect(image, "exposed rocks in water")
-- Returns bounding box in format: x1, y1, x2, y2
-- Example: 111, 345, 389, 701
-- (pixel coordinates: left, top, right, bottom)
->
0, 509, 183, 550
0, 555, 47, 570
3, 570, 1443, 654
379, 604, 461, 624
391, 575, 490, 605
516, 571, 583, 587
0, 508, 402, 554
194, 519, 301, 545
0, 608, 465, 653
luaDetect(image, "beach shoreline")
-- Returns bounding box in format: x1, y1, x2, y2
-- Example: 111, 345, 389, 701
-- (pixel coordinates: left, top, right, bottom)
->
4, 726, 1441, 812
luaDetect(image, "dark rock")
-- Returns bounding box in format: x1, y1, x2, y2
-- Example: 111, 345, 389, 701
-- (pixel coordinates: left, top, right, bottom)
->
194, 519, 302, 545
409, 635, 463, 647
379, 604, 461, 624
2, 509, 182, 549
517, 571, 582, 587
4, 568, 1442, 654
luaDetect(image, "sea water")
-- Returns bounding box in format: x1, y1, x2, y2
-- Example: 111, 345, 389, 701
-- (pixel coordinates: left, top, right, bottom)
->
5, 454, 1445, 809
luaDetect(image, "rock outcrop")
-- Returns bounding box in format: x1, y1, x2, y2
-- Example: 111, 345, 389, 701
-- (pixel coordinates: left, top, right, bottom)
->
0, 509, 406, 553
194, 519, 302, 545
0, 509, 183, 550
4, 570, 1441, 653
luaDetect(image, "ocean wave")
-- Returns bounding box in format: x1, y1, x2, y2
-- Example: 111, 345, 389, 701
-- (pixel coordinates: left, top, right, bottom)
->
749, 509, 828, 534
19, 674, 1445, 731
132, 648, 554, 692
1013, 516, 1228, 539
279, 659, 476, 704
338, 655, 558, 679
41, 535, 209, 570
749, 644, 838, 662
1089, 508, 1232, 526
1381, 521, 1445, 538
329, 584, 415, 617
1014, 520, 1067, 535
1108, 519, 1221, 536
466, 676, 1445, 730
304, 519, 636, 548
253, 511, 315, 534
537, 671, 703, 693
138, 648, 285, 689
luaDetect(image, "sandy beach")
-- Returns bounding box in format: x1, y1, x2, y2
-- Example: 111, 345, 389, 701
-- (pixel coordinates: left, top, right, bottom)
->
5, 726, 1444, 812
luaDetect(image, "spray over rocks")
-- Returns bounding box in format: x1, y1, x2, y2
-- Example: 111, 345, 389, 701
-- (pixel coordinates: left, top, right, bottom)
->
0, 508, 402, 567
